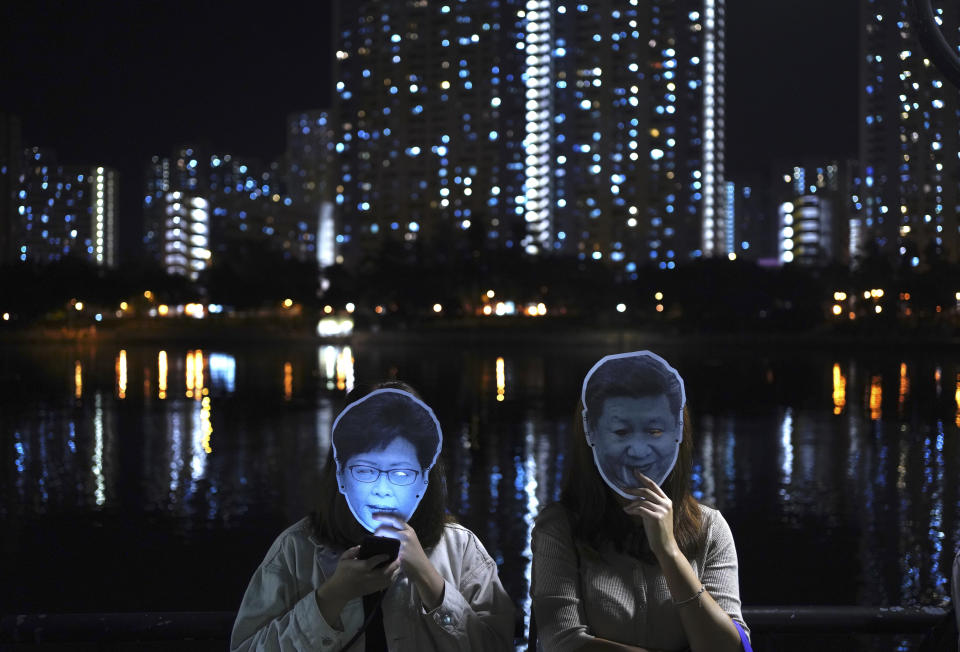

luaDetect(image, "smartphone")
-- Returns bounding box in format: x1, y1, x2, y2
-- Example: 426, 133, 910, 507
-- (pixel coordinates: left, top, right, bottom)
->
358, 535, 400, 568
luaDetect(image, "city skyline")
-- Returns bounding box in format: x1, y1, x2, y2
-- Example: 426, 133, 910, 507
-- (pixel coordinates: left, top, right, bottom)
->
3, 1, 860, 261
331, 0, 728, 270
857, 0, 959, 267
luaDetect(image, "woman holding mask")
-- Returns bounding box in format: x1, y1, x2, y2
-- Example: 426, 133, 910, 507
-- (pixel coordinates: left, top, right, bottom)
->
531, 352, 750, 652
232, 382, 514, 651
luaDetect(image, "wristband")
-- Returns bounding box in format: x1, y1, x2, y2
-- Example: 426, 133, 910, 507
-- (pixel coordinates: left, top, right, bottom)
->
673, 585, 705, 608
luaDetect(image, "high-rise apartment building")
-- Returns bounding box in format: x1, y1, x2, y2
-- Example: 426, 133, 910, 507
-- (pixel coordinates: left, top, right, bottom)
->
548, 0, 726, 272
144, 146, 317, 280
774, 161, 856, 267
286, 110, 337, 267
286, 110, 335, 208
725, 179, 777, 264
143, 154, 172, 263
13, 147, 118, 267
0, 114, 22, 265
859, 0, 960, 266
332, 1, 529, 267
332, 0, 726, 274
143, 147, 212, 280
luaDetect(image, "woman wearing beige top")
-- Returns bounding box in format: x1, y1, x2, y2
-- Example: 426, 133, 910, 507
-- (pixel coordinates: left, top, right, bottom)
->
531, 352, 750, 652
232, 382, 514, 651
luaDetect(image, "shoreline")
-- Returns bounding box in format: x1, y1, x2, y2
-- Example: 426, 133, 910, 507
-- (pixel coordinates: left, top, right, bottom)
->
1, 319, 958, 350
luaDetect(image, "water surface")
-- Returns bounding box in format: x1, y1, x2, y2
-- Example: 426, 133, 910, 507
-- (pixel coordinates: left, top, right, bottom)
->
1, 338, 956, 637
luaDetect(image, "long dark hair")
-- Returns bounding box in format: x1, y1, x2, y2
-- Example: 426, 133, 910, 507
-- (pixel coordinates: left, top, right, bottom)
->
310, 381, 453, 549
560, 402, 703, 563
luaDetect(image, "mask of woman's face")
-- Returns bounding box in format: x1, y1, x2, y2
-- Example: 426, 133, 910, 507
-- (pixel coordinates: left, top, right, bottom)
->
339, 437, 427, 532
590, 394, 680, 492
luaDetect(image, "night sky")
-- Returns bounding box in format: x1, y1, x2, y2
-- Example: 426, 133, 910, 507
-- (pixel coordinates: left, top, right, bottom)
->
2, 0, 859, 259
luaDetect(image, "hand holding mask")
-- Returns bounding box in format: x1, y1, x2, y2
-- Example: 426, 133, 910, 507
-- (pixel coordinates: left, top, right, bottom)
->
581, 351, 686, 497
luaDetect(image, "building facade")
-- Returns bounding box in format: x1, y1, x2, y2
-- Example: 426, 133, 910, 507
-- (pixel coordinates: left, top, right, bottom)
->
0, 114, 22, 266
774, 161, 856, 267
548, 0, 727, 273
144, 146, 318, 280
726, 179, 778, 264
858, 0, 960, 266
143, 148, 211, 280
285, 110, 337, 267
13, 147, 118, 267
332, 0, 726, 274
332, 1, 529, 267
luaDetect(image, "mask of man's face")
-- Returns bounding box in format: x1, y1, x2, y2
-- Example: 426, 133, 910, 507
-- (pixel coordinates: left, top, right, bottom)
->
332, 389, 442, 533
582, 352, 685, 497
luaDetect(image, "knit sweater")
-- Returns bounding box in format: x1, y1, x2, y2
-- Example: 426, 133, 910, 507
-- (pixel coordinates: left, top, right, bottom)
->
531, 502, 749, 652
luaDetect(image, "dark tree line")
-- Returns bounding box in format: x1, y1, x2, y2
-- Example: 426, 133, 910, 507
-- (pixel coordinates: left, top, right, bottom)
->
3, 246, 960, 333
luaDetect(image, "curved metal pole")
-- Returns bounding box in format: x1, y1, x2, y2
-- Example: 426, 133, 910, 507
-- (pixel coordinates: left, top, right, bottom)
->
909, 0, 960, 89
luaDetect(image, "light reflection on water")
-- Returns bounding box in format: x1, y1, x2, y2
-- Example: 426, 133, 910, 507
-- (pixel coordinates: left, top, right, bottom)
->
93, 392, 105, 506
955, 373, 960, 428
496, 356, 506, 402
833, 363, 845, 415
780, 408, 793, 492
282, 362, 293, 402
520, 419, 539, 643
870, 375, 883, 421
73, 360, 82, 399
1, 342, 958, 618
158, 350, 167, 399
897, 363, 908, 417
116, 350, 127, 400
208, 353, 236, 393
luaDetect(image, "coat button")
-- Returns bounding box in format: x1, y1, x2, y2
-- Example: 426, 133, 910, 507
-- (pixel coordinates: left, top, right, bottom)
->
441, 614, 453, 626
321, 637, 332, 645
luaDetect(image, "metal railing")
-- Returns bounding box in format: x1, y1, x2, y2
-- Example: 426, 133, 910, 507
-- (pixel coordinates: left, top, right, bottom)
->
744, 605, 952, 633
0, 605, 954, 646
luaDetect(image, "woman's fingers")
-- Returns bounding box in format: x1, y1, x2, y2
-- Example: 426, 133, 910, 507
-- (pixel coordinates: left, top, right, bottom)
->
361, 553, 391, 570
633, 469, 655, 486
624, 488, 665, 506
382, 558, 401, 577
623, 485, 665, 504
330, 549, 400, 600
372, 513, 407, 530
360, 558, 401, 592
624, 493, 670, 517
634, 471, 669, 498
624, 501, 666, 517
373, 524, 405, 541
372, 514, 414, 543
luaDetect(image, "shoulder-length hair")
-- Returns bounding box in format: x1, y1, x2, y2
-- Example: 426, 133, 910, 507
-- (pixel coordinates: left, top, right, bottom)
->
560, 402, 703, 562
310, 381, 453, 549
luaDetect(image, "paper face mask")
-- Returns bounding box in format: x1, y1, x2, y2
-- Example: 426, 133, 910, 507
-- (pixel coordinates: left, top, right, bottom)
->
581, 351, 686, 497
332, 388, 442, 533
